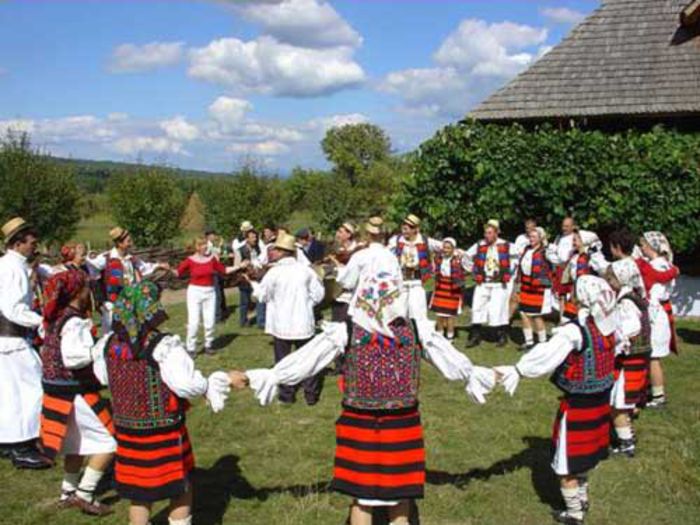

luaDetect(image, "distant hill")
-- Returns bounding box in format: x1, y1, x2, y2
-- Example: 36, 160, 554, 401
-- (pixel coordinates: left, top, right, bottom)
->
49, 156, 229, 193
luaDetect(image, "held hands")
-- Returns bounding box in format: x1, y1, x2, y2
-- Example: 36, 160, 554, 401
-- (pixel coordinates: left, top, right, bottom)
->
228, 369, 250, 390
492, 366, 520, 396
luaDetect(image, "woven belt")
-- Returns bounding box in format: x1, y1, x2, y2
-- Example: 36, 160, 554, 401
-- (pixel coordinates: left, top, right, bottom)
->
0, 313, 32, 338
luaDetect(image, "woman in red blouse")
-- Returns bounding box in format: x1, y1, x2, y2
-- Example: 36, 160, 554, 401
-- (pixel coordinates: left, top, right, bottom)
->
175, 238, 245, 356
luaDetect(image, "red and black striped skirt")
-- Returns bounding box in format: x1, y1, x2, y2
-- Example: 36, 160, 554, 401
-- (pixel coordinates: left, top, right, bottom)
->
615, 353, 651, 406
660, 300, 678, 355
518, 275, 549, 315
430, 276, 462, 316
330, 406, 425, 501
40, 391, 114, 461
552, 393, 610, 476
562, 300, 578, 320
114, 423, 195, 503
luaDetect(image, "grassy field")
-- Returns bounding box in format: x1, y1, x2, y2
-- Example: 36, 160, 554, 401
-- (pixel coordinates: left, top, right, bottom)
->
1, 293, 699, 525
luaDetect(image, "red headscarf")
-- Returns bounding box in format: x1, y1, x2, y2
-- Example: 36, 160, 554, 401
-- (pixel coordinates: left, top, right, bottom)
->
60, 243, 78, 263
42, 269, 88, 325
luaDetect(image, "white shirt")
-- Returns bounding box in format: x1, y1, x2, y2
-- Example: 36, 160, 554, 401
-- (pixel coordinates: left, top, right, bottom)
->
87, 248, 157, 290
648, 257, 674, 304
337, 242, 408, 336
546, 233, 575, 265
614, 291, 643, 356
93, 334, 209, 399
388, 233, 442, 270
516, 323, 583, 379
463, 239, 516, 281
514, 234, 530, 257
0, 250, 42, 352
334, 240, 358, 304
252, 257, 324, 340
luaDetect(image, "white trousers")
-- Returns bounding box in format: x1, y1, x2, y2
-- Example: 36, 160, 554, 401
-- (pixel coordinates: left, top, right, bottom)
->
0, 343, 42, 443
471, 283, 510, 327
405, 280, 428, 321
62, 395, 116, 456
186, 285, 216, 353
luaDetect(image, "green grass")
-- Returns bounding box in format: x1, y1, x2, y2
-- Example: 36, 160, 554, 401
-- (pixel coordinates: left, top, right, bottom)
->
1, 295, 699, 525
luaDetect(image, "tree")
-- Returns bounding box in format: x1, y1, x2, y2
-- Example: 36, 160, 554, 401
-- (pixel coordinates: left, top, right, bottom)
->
0, 132, 81, 245
321, 123, 392, 185
108, 167, 187, 246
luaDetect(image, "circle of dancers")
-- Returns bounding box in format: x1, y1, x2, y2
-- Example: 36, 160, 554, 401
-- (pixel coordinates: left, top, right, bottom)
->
0, 212, 680, 525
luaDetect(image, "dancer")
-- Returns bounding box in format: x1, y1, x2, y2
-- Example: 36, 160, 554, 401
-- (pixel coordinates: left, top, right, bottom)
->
93, 281, 232, 525
175, 237, 245, 356
464, 220, 516, 348
429, 238, 465, 341
495, 276, 617, 525
234, 217, 494, 525
558, 230, 601, 322
517, 227, 552, 350
40, 267, 116, 515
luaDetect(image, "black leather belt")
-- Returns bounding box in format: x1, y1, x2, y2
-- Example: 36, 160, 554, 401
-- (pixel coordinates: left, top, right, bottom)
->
402, 268, 420, 280
0, 313, 32, 338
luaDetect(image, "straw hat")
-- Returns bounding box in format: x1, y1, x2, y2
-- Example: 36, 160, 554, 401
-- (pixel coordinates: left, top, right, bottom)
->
484, 219, 500, 232
403, 214, 421, 228
365, 216, 384, 235
274, 233, 297, 252
110, 227, 130, 243
240, 221, 254, 233
2, 217, 32, 243
340, 222, 355, 236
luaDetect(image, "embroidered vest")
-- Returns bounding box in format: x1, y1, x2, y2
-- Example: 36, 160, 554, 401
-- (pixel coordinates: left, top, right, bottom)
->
342, 320, 422, 410
395, 238, 432, 283
520, 247, 552, 287
41, 307, 101, 395
473, 241, 511, 283
434, 254, 465, 287
619, 292, 652, 356
103, 256, 142, 304
105, 332, 186, 434
553, 318, 615, 395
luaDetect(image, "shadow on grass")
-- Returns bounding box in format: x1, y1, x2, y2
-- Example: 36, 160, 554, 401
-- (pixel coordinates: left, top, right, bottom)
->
677, 327, 700, 346
426, 436, 560, 509
211, 332, 238, 350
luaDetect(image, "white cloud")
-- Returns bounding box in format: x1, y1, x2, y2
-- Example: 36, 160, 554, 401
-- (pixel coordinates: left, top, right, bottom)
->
306, 113, 369, 132
160, 116, 200, 141
0, 118, 36, 135
111, 136, 186, 156
226, 140, 290, 156
109, 41, 184, 73
208, 96, 253, 132
541, 7, 587, 25
188, 35, 365, 97
379, 18, 549, 118
236, 0, 362, 49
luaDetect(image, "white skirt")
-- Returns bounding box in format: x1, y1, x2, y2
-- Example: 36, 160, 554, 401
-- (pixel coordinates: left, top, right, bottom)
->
62, 395, 116, 456
0, 343, 42, 443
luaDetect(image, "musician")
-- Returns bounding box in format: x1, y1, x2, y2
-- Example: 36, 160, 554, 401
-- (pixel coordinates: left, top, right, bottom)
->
327, 222, 362, 323
234, 229, 266, 329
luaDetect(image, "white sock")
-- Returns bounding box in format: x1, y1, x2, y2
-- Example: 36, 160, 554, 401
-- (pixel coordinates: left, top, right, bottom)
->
523, 328, 534, 344
61, 471, 81, 498
576, 476, 589, 507
169, 517, 192, 525
615, 426, 634, 440
446, 331, 455, 339
652, 386, 665, 398
561, 486, 583, 520
537, 330, 548, 343
76, 466, 105, 502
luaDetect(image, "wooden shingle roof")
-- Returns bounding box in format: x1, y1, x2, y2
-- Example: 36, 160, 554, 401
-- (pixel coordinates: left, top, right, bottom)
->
469, 0, 700, 122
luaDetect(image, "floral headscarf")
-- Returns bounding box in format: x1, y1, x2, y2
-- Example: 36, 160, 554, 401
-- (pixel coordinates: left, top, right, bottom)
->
610, 257, 644, 296
643, 231, 673, 262
42, 269, 87, 324
576, 275, 617, 336
111, 280, 168, 353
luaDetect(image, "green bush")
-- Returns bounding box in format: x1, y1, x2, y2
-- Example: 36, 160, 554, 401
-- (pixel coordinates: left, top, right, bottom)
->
108, 167, 186, 246
0, 132, 81, 245
394, 121, 700, 252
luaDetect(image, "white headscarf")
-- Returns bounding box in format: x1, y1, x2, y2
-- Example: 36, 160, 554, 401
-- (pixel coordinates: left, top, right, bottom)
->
578, 230, 602, 253
643, 231, 673, 263
443, 237, 457, 249
610, 257, 644, 296
576, 275, 617, 336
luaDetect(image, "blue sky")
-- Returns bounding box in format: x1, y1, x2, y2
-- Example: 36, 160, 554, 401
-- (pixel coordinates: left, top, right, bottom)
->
0, 0, 598, 173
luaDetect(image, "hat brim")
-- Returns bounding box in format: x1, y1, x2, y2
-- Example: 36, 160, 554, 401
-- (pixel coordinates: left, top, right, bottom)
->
5, 222, 33, 243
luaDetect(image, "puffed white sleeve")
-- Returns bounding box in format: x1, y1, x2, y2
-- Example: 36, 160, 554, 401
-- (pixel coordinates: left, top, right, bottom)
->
309, 268, 325, 305
251, 271, 274, 303
589, 251, 610, 275
135, 258, 158, 277
615, 300, 642, 355
336, 253, 361, 291
415, 319, 473, 381
247, 322, 348, 406
86, 252, 107, 272
0, 265, 42, 328
152, 335, 209, 399
516, 324, 581, 378
427, 237, 444, 253
91, 333, 113, 386
60, 317, 97, 369
546, 242, 563, 265
462, 243, 478, 272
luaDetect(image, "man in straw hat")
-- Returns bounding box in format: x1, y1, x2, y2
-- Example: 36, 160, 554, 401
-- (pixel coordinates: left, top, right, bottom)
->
232, 216, 495, 525
463, 219, 517, 348
494, 275, 618, 525
388, 213, 445, 320
327, 221, 363, 323
0, 217, 51, 469
243, 232, 325, 405
87, 226, 169, 333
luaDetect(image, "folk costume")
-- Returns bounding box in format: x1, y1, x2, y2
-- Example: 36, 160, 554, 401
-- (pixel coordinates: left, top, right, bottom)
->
39, 267, 117, 514
607, 258, 650, 458
87, 228, 159, 333
93, 281, 230, 511
388, 214, 443, 321
496, 276, 617, 525
464, 220, 517, 346
547, 231, 576, 307
558, 231, 602, 322
251, 234, 325, 405
245, 224, 494, 513
429, 238, 465, 340
176, 254, 227, 355
330, 223, 360, 323
517, 228, 553, 348
235, 238, 266, 328
0, 219, 49, 469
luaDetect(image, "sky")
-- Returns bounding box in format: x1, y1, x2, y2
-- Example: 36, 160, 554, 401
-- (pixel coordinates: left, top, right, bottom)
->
0, 0, 598, 174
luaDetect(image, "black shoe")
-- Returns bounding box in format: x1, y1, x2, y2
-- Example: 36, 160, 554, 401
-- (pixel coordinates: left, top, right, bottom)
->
581, 501, 590, 514
465, 336, 481, 348
10, 445, 52, 470
519, 342, 535, 352
204, 346, 217, 356
611, 438, 636, 458
496, 330, 508, 347
552, 510, 584, 525
647, 396, 667, 409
